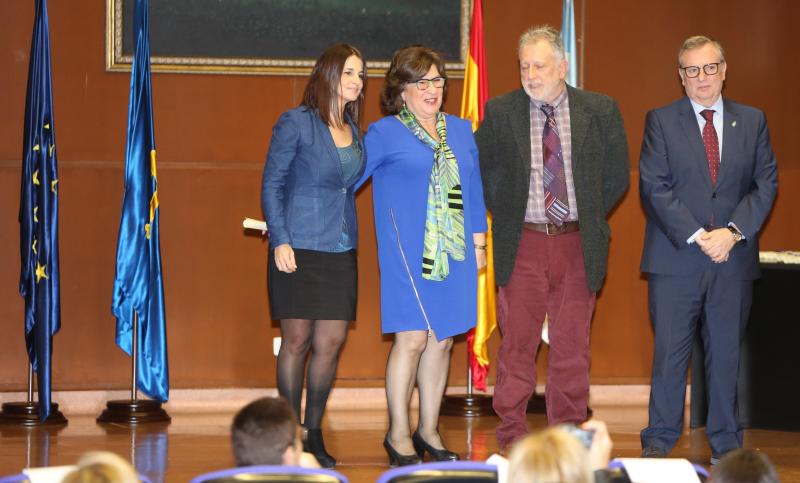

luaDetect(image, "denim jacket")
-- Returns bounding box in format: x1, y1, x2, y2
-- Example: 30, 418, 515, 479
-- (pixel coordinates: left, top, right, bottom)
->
261, 106, 365, 251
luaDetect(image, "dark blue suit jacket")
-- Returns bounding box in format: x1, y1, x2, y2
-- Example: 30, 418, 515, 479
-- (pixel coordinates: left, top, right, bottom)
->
639, 97, 777, 279
262, 106, 365, 251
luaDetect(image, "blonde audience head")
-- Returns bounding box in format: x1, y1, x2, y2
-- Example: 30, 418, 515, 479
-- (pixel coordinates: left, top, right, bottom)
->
507, 426, 593, 483
61, 451, 140, 483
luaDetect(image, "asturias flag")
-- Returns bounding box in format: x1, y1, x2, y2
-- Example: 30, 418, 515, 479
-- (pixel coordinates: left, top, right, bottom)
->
111, 0, 169, 402
19, 0, 61, 421
460, 0, 496, 392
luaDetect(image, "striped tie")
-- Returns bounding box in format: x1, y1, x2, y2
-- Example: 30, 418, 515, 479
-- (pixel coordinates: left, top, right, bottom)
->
541, 104, 569, 225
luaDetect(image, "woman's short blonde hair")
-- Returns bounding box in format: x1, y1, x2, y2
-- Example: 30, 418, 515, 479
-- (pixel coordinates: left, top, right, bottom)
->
61, 451, 140, 483
507, 427, 593, 483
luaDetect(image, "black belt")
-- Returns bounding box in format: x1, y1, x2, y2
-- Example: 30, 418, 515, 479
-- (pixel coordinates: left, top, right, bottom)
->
523, 221, 580, 235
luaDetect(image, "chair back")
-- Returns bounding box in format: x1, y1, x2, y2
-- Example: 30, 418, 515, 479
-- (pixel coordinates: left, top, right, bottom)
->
190, 465, 348, 483
377, 461, 498, 483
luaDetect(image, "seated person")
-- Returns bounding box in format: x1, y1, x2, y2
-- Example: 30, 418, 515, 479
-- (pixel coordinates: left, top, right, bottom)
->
506, 420, 614, 483
711, 449, 779, 483
231, 396, 320, 468
61, 451, 140, 483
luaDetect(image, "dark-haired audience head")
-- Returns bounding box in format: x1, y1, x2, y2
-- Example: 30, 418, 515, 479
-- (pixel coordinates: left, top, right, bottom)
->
231, 396, 302, 467
712, 449, 779, 483
302, 42, 366, 128
381, 45, 448, 116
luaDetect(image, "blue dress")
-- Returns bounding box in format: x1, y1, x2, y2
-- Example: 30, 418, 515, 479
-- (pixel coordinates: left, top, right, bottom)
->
356, 114, 488, 340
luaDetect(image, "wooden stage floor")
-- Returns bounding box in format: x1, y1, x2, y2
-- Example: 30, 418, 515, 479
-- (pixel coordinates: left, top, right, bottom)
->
1, 402, 798, 482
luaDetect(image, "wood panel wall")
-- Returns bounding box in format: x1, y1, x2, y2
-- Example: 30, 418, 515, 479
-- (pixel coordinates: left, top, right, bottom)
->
1, 0, 798, 392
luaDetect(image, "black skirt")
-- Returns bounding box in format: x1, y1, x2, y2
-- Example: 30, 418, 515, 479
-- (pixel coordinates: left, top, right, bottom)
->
268, 248, 357, 321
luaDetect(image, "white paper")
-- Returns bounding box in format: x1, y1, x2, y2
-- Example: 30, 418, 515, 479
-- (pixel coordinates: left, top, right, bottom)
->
616, 458, 701, 483
243, 217, 267, 232
486, 453, 508, 483
24, 465, 78, 483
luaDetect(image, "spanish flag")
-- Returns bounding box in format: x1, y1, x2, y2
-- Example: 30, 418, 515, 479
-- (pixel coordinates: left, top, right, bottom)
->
461, 0, 495, 391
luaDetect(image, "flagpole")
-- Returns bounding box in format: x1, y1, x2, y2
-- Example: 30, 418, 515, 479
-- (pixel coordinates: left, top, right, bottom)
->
28, 364, 34, 404
97, 311, 169, 425
131, 312, 138, 403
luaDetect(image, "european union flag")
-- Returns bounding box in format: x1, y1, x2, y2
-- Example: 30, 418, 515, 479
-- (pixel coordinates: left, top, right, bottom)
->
19, 0, 61, 421
111, 0, 169, 402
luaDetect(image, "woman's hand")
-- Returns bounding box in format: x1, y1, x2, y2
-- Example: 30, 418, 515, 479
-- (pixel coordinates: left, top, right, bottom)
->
475, 248, 487, 270
473, 233, 487, 270
274, 244, 297, 273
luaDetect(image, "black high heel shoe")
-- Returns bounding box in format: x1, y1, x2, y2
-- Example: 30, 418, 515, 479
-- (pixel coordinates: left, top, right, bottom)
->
412, 431, 459, 461
383, 436, 422, 467
304, 429, 336, 468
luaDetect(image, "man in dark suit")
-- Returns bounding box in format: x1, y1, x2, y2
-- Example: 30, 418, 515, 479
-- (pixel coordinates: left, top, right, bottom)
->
639, 36, 777, 464
476, 25, 629, 448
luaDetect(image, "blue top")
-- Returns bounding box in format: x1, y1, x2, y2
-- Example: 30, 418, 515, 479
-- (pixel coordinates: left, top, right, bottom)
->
333, 141, 362, 252
262, 106, 365, 252
356, 114, 488, 340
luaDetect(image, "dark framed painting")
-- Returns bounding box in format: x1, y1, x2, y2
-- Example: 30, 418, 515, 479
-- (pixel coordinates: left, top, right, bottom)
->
106, 0, 469, 77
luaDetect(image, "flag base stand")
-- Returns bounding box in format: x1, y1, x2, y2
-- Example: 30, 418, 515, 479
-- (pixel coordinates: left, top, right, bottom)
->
96, 399, 171, 425
0, 402, 68, 427
440, 393, 496, 417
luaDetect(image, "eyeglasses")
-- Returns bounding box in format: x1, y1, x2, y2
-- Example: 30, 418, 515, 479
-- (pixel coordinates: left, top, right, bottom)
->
680, 62, 724, 78
410, 77, 446, 90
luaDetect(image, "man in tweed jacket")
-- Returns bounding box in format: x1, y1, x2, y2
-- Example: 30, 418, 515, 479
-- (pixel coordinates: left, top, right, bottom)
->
476, 25, 629, 448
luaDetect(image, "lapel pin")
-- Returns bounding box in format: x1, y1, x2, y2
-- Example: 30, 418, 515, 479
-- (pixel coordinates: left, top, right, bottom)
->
732, 121, 737, 127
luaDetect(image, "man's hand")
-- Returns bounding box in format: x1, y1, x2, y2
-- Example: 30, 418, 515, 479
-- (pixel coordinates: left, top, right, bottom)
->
274, 244, 297, 273
696, 228, 736, 263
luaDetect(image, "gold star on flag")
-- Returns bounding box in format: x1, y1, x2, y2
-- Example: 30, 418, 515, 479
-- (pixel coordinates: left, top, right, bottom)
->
145, 223, 151, 240
34, 206, 38, 222
51, 179, 58, 193
33, 169, 40, 185
44, 123, 50, 130
33, 144, 40, 152
32, 238, 37, 254
35, 262, 48, 282
49, 144, 55, 156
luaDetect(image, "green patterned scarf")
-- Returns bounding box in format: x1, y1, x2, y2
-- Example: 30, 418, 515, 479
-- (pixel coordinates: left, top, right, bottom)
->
398, 107, 465, 281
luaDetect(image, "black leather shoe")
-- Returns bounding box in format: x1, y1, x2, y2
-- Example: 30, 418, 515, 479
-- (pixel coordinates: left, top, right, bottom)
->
304, 429, 336, 468
412, 431, 459, 461
384, 436, 422, 467
641, 447, 667, 458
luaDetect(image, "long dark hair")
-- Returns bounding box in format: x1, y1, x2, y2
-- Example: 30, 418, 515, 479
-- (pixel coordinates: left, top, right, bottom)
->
302, 43, 366, 129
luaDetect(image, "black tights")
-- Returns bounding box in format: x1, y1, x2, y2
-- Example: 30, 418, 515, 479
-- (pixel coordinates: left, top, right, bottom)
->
277, 319, 348, 429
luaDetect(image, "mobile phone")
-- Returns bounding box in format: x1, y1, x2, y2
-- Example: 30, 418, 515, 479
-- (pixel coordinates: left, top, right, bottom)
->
559, 424, 595, 448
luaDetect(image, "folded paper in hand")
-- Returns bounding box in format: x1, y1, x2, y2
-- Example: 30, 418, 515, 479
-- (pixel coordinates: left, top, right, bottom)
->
243, 217, 267, 232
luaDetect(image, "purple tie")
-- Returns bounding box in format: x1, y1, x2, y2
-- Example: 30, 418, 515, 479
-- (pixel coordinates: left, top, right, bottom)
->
541, 104, 569, 225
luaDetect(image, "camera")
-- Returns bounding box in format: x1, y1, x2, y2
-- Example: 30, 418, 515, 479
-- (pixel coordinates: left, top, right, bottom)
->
559, 424, 595, 448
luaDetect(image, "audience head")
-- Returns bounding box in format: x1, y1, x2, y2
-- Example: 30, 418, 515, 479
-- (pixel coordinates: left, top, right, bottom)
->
712, 449, 779, 483
507, 426, 593, 483
61, 451, 139, 483
231, 396, 303, 467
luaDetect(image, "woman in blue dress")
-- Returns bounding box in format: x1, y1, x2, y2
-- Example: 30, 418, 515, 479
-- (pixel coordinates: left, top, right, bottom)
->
356, 46, 488, 465
262, 43, 366, 468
